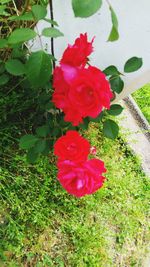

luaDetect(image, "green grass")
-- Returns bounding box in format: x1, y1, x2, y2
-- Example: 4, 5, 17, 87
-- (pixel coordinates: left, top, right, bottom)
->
133, 84, 150, 123
0, 123, 150, 266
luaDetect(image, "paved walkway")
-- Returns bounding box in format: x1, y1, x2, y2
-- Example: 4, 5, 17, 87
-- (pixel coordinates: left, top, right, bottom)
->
119, 96, 150, 176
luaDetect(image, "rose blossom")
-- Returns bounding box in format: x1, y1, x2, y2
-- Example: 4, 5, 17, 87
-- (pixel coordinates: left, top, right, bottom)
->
54, 130, 90, 163
57, 159, 106, 197
52, 65, 113, 126
60, 33, 94, 67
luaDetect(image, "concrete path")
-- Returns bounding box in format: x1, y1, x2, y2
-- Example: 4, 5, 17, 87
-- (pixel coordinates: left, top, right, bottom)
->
119, 96, 150, 177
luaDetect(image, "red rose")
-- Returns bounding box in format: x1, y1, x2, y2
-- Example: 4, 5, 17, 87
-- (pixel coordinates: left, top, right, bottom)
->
61, 33, 94, 67
57, 159, 106, 197
52, 65, 113, 126
54, 130, 90, 163
52, 64, 78, 110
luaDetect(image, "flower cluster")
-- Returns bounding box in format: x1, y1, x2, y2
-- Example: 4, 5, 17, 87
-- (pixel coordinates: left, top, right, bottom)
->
52, 33, 113, 126
54, 131, 106, 197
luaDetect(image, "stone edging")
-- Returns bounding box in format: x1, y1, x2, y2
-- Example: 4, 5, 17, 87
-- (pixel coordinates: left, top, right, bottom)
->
123, 95, 150, 141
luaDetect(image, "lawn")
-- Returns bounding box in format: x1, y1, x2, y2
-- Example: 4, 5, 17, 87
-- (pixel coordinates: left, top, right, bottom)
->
133, 84, 150, 123
0, 112, 150, 266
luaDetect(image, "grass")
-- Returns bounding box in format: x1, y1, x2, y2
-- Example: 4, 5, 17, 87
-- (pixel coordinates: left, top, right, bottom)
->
133, 84, 150, 123
0, 118, 150, 266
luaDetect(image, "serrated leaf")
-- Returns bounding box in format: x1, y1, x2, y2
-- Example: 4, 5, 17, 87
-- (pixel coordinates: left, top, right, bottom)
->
27, 148, 39, 164
0, 74, 9, 86
5, 59, 26, 76
107, 104, 123, 116
124, 57, 143, 73
108, 6, 119, 42
36, 125, 49, 137
110, 76, 124, 94
103, 119, 119, 139
32, 5, 47, 20
19, 134, 38, 150
42, 28, 64, 38
72, 0, 102, 18
25, 51, 52, 88
8, 28, 37, 45
103, 65, 120, 76
0, 39, 7, 49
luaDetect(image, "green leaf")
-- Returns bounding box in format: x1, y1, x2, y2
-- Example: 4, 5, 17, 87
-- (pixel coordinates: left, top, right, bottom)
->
103, 65, 120, 76
52, 128, 61, 137
32, 5, 47, 20
0, 74, 9, 86
107, 104, 123, 116
44, 18, 58, 26
107, 6, 119, 42
11, 46, 25, 59
103, 119, 119, 139
0, 39, 7, 48
89, 112, 104, 122
41, 140, 53, 156
19, 134, 38, 150
72, 0, 102, 18
27, 148, 39, 164
25, 51, 52, 88
9, 12, 34, 21
124, 57, 143, 73
8, 28, 37, 45
79, 117, 90, 130
45, 102, 55, 110
36, 125, 49, 137
34, 139, 47, 153
5, 59, 26, 76
0, 5, 9, 16
0, 0, 11, 4
110, 76, 124, 94
42, 28, 64, 38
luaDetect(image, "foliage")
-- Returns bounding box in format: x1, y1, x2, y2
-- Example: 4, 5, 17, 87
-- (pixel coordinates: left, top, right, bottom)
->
124, 57, 143, 73
72, 0, 102, 18
107, 4, 119, 41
